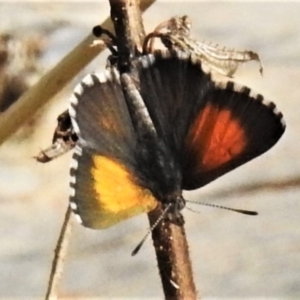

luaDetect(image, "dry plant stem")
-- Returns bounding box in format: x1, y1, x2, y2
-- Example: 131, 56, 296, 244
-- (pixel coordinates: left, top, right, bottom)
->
45, 206, 72, 300
149, 208, 198, 299
109, 1, 197, 299
110, 0, 149, 71
0, 2, 154, 146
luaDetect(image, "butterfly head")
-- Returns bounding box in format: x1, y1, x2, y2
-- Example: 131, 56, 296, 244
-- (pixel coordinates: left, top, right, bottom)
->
164, 193, 186, 225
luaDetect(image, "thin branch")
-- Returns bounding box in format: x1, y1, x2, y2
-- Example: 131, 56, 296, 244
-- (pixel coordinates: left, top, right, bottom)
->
148, 209, 198, 299
45, 206, 72, 300
110, 0, 148, 71
109, 1, 197, 299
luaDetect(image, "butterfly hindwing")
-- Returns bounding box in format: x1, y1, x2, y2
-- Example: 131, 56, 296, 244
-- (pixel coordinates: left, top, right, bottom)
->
69, 71, 157, 229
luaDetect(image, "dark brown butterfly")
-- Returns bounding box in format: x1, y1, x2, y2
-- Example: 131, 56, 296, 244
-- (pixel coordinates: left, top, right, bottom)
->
67, 50, 285, 229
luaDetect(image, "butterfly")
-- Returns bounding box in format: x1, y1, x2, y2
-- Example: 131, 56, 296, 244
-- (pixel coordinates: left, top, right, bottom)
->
68, 49, 285, 229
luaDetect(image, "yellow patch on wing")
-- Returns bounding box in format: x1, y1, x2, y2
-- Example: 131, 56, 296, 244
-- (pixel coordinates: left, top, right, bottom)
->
82, 155, 157, 229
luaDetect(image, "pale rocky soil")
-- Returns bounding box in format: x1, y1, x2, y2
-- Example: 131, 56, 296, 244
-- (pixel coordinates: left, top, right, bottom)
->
0, 2, 300, 299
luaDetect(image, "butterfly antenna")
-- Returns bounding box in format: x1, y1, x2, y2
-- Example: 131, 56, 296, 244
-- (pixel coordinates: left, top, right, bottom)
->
131, 203, 172, 256
92, 25, 118, 56
186, 199, 258, 216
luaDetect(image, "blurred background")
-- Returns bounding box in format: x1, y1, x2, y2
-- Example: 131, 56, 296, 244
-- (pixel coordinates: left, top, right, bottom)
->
0, 1, 300, 299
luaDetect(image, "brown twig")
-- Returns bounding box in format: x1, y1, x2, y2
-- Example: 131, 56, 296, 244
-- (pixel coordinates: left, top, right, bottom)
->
109, 0, 147, 72
149, 209, 198, 299
109, 1, 197, 299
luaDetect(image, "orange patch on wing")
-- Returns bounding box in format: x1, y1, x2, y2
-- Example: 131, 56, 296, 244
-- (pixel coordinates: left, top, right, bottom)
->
186, 104, 247, 171
89, 156, 157, 229
100, 112, 120, 134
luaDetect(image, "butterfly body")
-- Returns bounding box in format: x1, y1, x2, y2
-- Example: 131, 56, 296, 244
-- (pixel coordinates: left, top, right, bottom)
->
68, 50, 285, 229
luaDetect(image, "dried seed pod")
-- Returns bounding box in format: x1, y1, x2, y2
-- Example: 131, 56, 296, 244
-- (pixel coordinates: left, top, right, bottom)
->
144, 15, 263, 77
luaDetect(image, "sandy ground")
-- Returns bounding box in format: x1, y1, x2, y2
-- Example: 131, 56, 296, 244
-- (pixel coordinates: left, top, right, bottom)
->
0, 1, 300, 299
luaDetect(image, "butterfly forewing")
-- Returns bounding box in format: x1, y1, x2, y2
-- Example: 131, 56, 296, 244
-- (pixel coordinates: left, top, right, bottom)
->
136, 50, 215, 155
182, 82, 285, 189
135, 50, 285, 190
